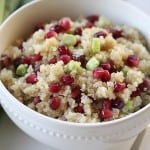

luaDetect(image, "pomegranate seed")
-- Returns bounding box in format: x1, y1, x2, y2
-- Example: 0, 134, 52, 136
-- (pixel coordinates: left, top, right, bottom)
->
94, 31, 107, 38
102, 99, 112, 110
74, 105, 84, 113
61, 74, 74, 85
131, 88, 141, 97
0, 55, 11, 68
35, 23, 44, 30
44, 31, 57, 39
126, 55, 139, 67
31, 53, 42, 62
112, 29, 123, 39
26, 73, 38, 84
59, 17, 71, 31
138, 79, 149, 92
50, 96, 61, 110
112, 98, 124, 109
114, 82, 126, 92
109, 60, 116, 73
50, 24, 63, 33
34, 96, 41, 105
74, 27, 82, 36
99, 109, 112, 120
21, 56, 32, 65
71, 85, 81, 99
60, 54, 71, 64
93, 68, 103, 79
101, 62, 111, 71
48, 83, 61, 93
58, 45, 70, 55
72, 55, 86, 67
34, 64, 41, 73
48, 56, 57, 64
93, 68, 110, 82
13, 57, 22, 68
85, 21, 94, 28
86, 15, 99, 23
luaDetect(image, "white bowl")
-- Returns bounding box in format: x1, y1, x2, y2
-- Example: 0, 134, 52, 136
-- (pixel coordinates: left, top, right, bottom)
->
0, 0, 150, 150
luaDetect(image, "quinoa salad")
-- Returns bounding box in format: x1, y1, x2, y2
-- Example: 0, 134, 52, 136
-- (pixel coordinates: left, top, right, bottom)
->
0, 15, 150, 123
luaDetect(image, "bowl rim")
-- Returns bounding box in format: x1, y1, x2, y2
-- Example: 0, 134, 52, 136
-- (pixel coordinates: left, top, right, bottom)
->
0, 0, 150, 127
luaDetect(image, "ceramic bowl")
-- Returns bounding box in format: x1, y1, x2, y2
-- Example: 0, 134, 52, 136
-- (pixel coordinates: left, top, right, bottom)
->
0, 0, 150, 150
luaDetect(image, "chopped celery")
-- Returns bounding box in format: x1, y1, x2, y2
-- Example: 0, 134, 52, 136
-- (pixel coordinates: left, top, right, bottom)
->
91, 38, 100, 53
126, 100, 133, 111
86, 57, 99, 70
63, 34, 77, 46
65, 60, 82, 73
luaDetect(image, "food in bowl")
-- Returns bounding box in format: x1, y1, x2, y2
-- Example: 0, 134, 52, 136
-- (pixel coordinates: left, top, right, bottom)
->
0, 15, 150, 123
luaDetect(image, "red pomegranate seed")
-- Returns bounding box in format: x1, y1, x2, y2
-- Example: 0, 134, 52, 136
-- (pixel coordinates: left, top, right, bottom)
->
71, 86, 81, 99
126, 55, 139, 67
61, 74, 74, 85
59, 17, 71, 31
114, 82, 126, 92
26, 73, 38, 84
99, 109, 112, 120
0, 55, 11, 68
85, 21, 94, 28
58, 45, 70, 55
34, 96, 41, 105
72, 55, 86, 67
44, 31, 57, 39
101, 62, 111, 71
74, 27, 82, 36
35, 23, 44, 30
48, 83, 61, 93
138, 79, 149, 92
49, 96, 61, 110
74, 105, 84, 113
94, 31, 107, 38
50, 24, 63, 33
86, 15, 99, 23
112, 29, 123, 39
93, 68, 104, 79
31, 53, 42, 62
21, 56, 32, 65
48, 56, 57, 64
112, 98, 124, 109
102, 99, 112, 110
60, 54, 71, 64
93, 68, 110, 82
131, 88, 141, 97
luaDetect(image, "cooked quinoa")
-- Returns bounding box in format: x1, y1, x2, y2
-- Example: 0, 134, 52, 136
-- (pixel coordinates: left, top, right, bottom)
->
0, 15, 150, 123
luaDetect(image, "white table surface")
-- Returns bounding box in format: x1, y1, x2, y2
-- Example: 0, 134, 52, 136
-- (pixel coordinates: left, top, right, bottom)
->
0, 0, 150, 150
